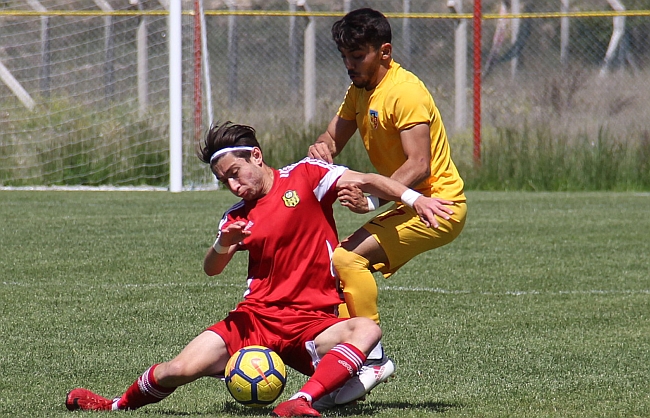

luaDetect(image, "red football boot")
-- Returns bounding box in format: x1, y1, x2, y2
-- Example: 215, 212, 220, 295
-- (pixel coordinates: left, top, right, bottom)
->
271, 397, 321, 417
65, 388, 114, 411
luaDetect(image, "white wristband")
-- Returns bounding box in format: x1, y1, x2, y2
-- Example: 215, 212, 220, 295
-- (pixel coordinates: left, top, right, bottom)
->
366, 195, 380, 211
400, 189, 422, 208
212, 236, 229, 254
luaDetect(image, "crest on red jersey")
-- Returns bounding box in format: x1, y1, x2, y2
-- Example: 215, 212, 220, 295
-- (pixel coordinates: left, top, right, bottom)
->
282, 190, 300, 207
369, 109, 379, 130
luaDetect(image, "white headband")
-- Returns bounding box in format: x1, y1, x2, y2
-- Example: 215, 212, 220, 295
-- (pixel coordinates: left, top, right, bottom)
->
209, 146, 255, 164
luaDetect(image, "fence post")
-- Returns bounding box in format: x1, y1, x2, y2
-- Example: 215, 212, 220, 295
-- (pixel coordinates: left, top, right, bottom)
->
473, 0, 482, 166
227, 0, 238, 106
511, 0, 520, 78
560, 0, 570, 65
27, 0, 50, 97
199, 0, 213, 129
449, 0, 467, 133
288, 0, 299, 103
193, 0, 202, 142
600, 0, 626, 77
402, 0, 411, 69
136, 0, 148, 117
302, 2, 315, 125
94, 0, 115, 99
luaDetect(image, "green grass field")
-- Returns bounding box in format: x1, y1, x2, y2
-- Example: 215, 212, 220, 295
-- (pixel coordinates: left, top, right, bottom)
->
1, 190, 649, 417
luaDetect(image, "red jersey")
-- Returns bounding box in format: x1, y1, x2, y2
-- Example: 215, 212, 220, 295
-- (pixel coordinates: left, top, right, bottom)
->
218, 158, 347, 311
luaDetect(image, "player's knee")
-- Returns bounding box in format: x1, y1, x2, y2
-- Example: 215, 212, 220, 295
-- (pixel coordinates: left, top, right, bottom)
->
161, 359, 202, 384
350, 317, 382, 347
160, 360, 187, 380
332, 247, 369, 274
364, 317, 382, 341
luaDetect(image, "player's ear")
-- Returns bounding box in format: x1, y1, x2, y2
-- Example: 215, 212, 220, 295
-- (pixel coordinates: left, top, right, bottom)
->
251, 147, 264, 165
380, 43, 392, 60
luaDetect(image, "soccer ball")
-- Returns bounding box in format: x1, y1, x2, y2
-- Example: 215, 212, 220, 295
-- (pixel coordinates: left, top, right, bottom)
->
224, 345, 287, 407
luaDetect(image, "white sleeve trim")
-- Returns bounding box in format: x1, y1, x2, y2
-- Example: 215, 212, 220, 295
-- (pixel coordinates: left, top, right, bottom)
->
314, 165, 347, 201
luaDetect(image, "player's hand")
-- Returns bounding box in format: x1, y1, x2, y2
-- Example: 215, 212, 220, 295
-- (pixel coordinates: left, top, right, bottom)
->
337, 184, 369, 214
413, 197, 456, 229
308, 142, 334, 164
219, 220, 252, 245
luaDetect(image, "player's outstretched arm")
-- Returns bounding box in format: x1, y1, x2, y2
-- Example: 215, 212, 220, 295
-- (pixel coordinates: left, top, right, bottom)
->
392, 123, 433, 188
333, 123, 434, 214
337, 170, 455, 229
204, 221, 251, 276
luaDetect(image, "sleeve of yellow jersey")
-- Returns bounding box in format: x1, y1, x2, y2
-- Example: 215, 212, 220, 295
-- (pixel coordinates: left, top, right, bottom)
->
385, 82, 433, 131
337, 86, 357, 121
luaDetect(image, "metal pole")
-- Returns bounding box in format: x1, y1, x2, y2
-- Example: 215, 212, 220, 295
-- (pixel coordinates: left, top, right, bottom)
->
193, 0, 202, 142
510, 0, 520, 78
560, 0, 569, 66
227, 0, 238, 106
450, 0, 467, 132
104, 15, 115, 98
402, 0, 411, 69
27, 0, 50, 97
302, 2, 315, 124
600, 0, 626, 77
289, 0, 299, 103
169, 0, 183, 192
473, 0, 482, 166
136, 0, 148, 117
94, 0, 115, 99
0, 61, 36, 111
199, 0, 213, 128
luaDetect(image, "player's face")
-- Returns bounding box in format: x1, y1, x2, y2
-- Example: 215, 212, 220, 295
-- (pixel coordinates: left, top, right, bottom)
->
338, 43, 389, 90
213, 150, 268, 200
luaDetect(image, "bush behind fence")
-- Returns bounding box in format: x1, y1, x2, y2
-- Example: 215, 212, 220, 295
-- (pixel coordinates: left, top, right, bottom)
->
1, 0, 649, 190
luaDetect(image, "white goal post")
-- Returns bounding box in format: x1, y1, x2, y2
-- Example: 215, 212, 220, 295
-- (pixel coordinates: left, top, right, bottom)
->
169, 0, 183, 192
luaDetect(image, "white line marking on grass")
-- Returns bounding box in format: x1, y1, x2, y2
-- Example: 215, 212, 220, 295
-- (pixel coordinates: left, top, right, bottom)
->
1, 281, 247, 290
2, 281, 650, 296
379, 285, 650, 296
0, 185, 167, 192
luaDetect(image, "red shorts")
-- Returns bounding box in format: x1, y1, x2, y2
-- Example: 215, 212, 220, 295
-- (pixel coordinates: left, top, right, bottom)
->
207, 302, 346, 376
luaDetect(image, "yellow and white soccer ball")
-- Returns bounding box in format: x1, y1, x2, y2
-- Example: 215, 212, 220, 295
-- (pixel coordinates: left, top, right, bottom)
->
224, 345, 287, 407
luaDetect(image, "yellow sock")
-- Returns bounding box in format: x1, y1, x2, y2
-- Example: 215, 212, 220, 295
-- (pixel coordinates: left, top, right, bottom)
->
332, 247, 380, 325
337, 303, 351, 319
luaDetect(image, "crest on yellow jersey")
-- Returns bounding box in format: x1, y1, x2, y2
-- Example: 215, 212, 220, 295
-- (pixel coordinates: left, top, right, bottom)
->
282, 190, 300, 207
369, 109, 379, 130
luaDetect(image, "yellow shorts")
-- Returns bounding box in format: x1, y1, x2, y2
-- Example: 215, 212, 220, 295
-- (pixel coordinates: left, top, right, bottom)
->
362, 201, 467, 277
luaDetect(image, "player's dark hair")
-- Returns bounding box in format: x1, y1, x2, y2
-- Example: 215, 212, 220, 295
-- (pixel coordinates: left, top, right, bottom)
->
197, 121, 261, 165
331, 8, 391, 51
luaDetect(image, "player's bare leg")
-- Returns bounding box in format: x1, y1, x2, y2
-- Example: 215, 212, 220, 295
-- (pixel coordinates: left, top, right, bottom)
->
66, 331, 228, 411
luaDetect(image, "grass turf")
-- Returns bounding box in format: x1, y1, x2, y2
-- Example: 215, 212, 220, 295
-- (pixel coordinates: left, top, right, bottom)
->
1, 190, 649, 417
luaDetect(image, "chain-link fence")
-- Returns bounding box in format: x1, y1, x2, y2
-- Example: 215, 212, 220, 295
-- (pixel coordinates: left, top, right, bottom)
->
1, 0, 649, 187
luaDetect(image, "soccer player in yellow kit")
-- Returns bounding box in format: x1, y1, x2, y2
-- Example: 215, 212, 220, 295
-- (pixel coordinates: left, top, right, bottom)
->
308, 7, 467, 407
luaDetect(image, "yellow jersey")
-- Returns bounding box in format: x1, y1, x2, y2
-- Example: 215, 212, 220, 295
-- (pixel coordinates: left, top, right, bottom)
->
337, 60, 465, 201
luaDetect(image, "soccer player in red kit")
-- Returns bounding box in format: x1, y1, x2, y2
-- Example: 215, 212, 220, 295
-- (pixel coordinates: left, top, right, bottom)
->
65, 122, 455, 417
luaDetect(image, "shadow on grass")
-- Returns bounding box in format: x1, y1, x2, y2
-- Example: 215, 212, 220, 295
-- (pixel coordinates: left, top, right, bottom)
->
325, 400, 462, 415
152, 400, 461, 416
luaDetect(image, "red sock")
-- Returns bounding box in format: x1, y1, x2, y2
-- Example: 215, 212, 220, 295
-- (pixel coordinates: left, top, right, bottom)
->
300, 343, 365, 401
116, 364, 176, 410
